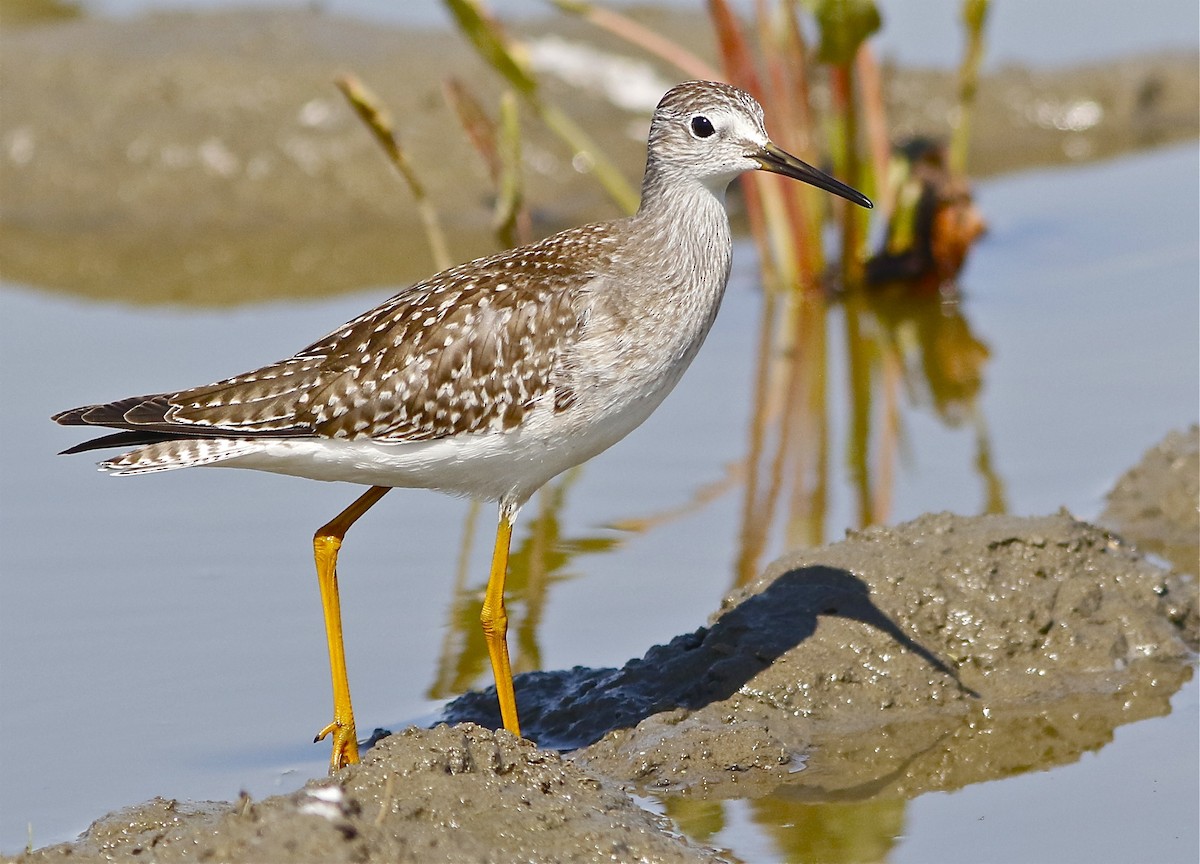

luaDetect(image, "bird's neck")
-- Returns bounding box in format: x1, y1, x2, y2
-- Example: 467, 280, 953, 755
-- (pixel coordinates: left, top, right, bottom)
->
613, 157, 735, 351
636, 156, 734, 219
632, 159, 734, 261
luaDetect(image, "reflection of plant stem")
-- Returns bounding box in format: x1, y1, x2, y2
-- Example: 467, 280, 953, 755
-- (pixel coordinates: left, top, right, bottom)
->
777, 294, 812, 552
873, 338, 902, 522
610, 463, 744, 536
514, 485, 553, 674
661, 797, 727, 847
810, 298, 830, 546
430, 499, 482, 699
748, 794, 904, 864
787, 294, 829, 550
974, 411, 1008, 515
735, 286, 781, 586
736, 288, 836, 587
454, 501, 481, 606
843, 292, 873, 527
434, 468, 630, 697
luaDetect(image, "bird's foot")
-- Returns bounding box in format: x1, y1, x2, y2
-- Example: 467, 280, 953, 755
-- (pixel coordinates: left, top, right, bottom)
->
315, 718, 359, 772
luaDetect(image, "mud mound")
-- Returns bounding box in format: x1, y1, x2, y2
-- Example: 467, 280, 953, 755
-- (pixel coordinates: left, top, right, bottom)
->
18, 724, 723, 864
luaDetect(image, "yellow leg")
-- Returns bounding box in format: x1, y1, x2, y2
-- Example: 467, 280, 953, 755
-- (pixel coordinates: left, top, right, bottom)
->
480, 506, 522, 737
312, 484, 390, 771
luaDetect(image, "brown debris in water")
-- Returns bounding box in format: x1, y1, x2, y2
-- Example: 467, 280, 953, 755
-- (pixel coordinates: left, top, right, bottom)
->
866, 137, 988, 292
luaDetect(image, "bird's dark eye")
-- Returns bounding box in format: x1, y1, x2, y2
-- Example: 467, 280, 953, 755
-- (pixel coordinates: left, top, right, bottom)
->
690, 115, 716, 138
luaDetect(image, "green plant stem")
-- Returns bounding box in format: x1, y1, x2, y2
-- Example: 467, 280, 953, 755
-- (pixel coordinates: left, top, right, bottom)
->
830, 62, 864, 286
446, 0, 638, 214
335, 73, 452, 271
536, 104, 640, 214
950, 0, 990, 174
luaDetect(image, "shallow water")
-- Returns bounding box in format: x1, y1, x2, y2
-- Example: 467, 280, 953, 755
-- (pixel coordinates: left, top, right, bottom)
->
1, 135, 1196, 859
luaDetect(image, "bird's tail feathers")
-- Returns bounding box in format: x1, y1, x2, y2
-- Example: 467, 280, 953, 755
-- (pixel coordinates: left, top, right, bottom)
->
101, 439, 258, 476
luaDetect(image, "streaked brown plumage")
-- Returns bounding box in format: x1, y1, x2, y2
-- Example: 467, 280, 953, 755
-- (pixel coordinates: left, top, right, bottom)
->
58, 226, 620, 456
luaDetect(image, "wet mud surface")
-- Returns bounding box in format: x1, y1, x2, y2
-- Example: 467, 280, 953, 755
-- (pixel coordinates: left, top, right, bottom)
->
13, 727, 724, 864
1101, 424, 1200, 580
14, 430, 1196, 864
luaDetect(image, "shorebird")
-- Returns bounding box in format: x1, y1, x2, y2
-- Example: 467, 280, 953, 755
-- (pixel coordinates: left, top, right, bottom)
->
54, 80, 871, 770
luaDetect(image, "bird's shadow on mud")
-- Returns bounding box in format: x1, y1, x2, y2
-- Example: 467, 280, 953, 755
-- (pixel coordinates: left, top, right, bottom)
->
424, 565, 969, 751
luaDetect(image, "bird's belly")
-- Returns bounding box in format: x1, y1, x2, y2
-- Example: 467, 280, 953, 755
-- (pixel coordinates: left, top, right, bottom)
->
212, 388, 666, 505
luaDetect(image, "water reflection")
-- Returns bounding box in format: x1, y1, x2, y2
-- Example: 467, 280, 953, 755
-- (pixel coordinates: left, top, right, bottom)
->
428, 469, 622, 701
734, 281, 1002, 587
656, 660, 1192, 864
731, 797, 904, 864
665, 794, 906, 864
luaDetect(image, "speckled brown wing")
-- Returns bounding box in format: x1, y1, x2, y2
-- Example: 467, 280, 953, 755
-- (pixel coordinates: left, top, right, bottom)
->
56, 224, 617, 446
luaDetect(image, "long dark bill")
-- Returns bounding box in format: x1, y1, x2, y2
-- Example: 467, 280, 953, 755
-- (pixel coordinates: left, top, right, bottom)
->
754, 142, 873, 209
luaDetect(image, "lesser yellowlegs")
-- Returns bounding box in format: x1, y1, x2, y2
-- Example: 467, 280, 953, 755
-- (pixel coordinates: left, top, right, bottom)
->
54, 80, 871, 769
